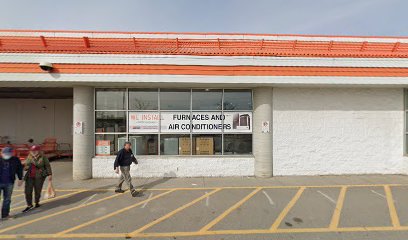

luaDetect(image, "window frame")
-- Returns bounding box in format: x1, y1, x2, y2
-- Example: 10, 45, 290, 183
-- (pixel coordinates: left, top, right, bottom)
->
94, 88, 254, 156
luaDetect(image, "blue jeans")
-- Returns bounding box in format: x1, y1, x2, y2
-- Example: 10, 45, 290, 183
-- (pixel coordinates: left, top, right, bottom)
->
0, 183, 14, 218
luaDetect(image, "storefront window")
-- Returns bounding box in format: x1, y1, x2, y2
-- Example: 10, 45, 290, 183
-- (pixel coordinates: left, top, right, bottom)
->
193, 134, 222, 155
129, 134, 159, 155
94, 88, 253, 156
160, 89, 191, 110
223, 90, 252, 110
224, 134, 252, 155
192, 89, 222, 110
96, 88, 126, 110
160, 134, 191, 155
129, 89, 158, 110
95, 111, 126, 133
95, 134, 126, 155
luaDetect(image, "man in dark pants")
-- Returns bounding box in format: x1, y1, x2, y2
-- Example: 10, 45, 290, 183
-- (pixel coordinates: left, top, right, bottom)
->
0, 147, 23, 219
114, 142, 138, 195
22, 145, 52, 213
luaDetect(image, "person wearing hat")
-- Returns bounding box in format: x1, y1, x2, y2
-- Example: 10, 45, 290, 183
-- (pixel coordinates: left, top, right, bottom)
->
0, 147, 23, 219
114, 141, 138, 195
22, 145, 52, 213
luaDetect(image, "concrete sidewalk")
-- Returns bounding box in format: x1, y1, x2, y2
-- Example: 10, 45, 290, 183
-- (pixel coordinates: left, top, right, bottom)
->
51, 160, 408, 190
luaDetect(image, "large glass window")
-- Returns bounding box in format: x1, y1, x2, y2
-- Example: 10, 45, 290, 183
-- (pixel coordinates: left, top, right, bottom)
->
129, 89, 158, 110
129, 134, 159, 155
223, 90, 252, 110
95, 111, 126, 133
160, 134, 191, 155
95, 88, 253, 156
192, 89, 222, 110
95, 134, 126, 155
193, 134, 222, 155
224, 134, 252, 155
96, 88, 126, 110
160, 89, 191, 110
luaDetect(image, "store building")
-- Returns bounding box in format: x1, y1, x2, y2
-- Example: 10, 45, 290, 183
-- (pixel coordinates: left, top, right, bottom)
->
1, 30, 408, 179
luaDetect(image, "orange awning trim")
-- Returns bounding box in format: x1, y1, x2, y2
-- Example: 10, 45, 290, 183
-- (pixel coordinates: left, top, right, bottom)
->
1, 63, 408, 77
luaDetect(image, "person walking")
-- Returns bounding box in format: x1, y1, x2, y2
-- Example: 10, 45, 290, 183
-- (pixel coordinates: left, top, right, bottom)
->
114, 141, 138, 195
0, 147, 23, 219
22, 145, 52, 213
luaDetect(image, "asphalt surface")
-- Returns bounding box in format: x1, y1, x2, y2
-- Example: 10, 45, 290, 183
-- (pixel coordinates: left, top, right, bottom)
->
2, 160, 408, 239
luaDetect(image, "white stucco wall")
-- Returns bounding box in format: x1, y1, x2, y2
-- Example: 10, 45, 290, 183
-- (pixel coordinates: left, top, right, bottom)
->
273, 87, 408, 175
0, 99, 73, 145
92, 156, 255, 178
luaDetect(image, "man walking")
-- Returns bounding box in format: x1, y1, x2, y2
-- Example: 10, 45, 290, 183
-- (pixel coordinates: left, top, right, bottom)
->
114, 142, 138, 195
0, 147, 23, 219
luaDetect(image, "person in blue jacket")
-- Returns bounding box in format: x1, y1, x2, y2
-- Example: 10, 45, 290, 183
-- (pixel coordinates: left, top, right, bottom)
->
114, 142, 138, 195
0, 147, 23, 219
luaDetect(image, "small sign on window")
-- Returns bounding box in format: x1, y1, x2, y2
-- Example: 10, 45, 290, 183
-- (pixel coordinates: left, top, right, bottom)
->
96, 140, 110, 156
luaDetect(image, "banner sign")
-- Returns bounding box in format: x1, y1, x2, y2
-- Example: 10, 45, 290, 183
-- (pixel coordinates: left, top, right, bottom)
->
129, 112, 160, 133
129, 112, 252, 134
223, 112, 252, 133
161, 112, 191, 133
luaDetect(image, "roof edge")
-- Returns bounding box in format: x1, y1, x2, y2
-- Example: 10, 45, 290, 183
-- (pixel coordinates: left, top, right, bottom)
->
0, 29, 407, 43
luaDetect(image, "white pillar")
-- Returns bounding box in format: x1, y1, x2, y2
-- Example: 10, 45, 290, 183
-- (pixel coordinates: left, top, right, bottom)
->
253, 87, 273, 177
73, 86, 94, 180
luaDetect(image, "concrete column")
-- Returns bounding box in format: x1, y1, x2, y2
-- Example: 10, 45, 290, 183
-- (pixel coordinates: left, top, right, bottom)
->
73, 86, 94, 180
253, 87, 273, 177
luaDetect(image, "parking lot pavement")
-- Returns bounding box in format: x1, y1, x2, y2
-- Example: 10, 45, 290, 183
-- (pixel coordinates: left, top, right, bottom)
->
3, 180, 408, 239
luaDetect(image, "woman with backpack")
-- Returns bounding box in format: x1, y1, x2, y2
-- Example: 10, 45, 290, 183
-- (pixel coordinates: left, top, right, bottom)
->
22, 145, 52, 213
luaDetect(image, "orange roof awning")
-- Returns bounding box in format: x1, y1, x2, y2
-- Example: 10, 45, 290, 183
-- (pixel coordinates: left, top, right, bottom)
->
0, 35, 408, 58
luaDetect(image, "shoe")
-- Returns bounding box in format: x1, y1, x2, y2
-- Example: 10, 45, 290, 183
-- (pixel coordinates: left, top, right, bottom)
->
130, 189, 138, 196
2, 215, 14, 220
35, 203, 41, 208
115, 189, 125, 193
22, 205, 33, 213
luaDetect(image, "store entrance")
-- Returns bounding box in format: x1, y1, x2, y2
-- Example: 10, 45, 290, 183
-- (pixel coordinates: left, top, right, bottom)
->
0, 87, 73, 164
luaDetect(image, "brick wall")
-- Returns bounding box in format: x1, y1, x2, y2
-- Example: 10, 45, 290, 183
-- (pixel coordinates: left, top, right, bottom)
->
92, 156, 255, 178
273, 87, 408, 175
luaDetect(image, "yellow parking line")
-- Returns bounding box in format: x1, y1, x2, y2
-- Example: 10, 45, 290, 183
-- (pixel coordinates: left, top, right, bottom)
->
270, 187, 305, 231
3, 225, 408, 239
384, 185, 401, 227
11, 190, 86, 211
56, 189, 176, 235
0, 233, 127, 239
137, 229, 271, 238
329, 186, 347, 230
11, 193, 25, 199
127, 188, 222, 237
0, 190, 125, 234
199, 187, 262, 232
10, 183, 408, 193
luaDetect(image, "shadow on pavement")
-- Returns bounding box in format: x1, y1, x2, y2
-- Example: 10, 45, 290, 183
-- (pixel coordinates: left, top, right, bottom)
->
14, 184, 113, 218
15, 171, 175, 216
133, 171, 175, 197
